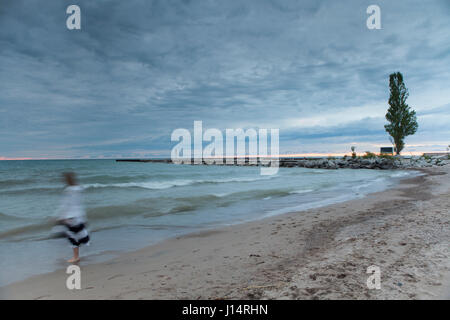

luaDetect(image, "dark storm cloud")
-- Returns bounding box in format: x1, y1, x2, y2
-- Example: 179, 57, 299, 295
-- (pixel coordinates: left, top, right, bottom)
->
0, 0, 449, 158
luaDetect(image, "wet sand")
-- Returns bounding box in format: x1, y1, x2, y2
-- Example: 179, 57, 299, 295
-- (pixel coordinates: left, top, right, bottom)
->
1, 166, 449, 300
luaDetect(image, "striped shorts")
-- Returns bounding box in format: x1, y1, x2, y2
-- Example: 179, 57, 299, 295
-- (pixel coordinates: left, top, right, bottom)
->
64, 220, 90, 248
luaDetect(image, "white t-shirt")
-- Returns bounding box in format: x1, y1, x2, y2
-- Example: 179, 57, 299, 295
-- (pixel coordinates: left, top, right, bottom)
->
57, 185, 86, 223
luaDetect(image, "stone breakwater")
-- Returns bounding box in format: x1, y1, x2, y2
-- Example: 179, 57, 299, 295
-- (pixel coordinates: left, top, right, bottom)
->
279, 155, 450, 170
116, 155, 450, 170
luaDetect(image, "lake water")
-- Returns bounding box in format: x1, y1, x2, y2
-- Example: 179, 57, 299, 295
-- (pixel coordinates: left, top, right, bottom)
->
0, 159, 416, 286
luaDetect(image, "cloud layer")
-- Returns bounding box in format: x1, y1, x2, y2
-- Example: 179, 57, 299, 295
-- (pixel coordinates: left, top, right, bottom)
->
1, 0, 449, 158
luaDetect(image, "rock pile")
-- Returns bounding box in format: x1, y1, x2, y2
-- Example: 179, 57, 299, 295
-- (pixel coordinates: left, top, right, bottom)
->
279, 155, 450, 170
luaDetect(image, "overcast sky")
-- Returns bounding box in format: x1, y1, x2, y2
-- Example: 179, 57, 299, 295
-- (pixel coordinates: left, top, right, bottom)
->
1, 0, 449, 159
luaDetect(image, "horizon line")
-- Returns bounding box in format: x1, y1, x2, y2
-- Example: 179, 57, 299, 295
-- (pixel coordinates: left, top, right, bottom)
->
1, 151, 448, 161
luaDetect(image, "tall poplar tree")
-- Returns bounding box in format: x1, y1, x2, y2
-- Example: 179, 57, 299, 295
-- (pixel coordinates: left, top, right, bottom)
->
384, 72, 418, 155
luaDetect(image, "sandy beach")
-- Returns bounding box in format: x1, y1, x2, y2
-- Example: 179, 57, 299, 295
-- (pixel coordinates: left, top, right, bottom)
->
1, 166, 449, 300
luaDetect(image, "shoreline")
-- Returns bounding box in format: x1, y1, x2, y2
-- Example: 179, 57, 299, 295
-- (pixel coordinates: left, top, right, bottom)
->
1, 167, 449, 299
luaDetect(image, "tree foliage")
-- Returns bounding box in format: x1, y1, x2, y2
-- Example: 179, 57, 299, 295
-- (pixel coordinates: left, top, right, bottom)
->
384, 72, 418, 155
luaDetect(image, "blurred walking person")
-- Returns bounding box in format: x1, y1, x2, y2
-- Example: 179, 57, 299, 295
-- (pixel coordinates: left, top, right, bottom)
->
56, 172, 90, 263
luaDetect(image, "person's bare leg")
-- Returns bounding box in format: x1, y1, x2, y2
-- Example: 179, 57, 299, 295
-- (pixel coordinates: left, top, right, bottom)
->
68, 247, 80, 263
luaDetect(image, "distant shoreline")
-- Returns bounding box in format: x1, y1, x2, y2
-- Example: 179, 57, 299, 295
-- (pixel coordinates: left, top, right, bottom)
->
114, 154, 450, 170
2, 152, 449, 162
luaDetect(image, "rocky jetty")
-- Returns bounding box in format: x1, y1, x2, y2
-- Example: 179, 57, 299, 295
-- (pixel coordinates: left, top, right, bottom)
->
279, 155, 450, 170
116, 155, 450, 170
